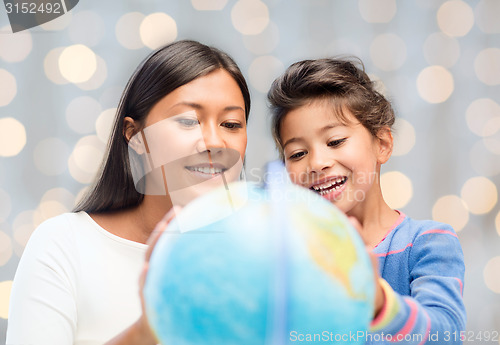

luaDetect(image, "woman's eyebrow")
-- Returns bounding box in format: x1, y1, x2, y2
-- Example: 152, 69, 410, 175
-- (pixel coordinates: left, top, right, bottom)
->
169, 102, 244, 113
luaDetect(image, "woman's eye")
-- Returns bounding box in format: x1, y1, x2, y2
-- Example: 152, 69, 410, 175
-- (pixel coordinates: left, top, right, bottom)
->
176, 118, 199, 127
328, 138, 346, 147
222, 122, 243, 130
289, 151, 306, 160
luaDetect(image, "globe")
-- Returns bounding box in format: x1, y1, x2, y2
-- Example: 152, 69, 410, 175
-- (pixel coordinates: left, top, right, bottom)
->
144, 169, 375, 345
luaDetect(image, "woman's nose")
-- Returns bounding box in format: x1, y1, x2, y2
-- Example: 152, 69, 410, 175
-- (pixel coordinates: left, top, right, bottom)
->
196, 124, 225, 153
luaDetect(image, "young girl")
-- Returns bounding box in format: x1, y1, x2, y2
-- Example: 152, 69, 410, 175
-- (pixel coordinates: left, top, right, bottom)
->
7, 40, 250, 345
268, 58, 466, 344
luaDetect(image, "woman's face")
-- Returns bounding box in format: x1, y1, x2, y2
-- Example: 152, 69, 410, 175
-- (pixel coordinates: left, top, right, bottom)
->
128, 69, 247, 205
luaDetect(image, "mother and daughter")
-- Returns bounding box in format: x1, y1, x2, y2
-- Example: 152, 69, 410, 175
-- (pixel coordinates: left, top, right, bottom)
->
7, 40, 465, 344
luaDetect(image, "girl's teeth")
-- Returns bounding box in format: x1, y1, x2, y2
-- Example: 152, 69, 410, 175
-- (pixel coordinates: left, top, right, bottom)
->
311, 177, 346, 194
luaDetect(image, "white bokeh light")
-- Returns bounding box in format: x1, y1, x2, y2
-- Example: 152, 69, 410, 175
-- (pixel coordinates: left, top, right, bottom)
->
469, 140, 500, 176
0, 117, 26, 157
66, 96, 102, 134
96, 108, 116, 144
417, 66, 454, 104
0, 69, 17, 107
475, 0, 500, 34
248, 56, 284, 93
243, 21, 279, 55
0, 280, 13, 319
140, 13, 178, 50
191, 0, 228, 10
12, 210, 37, 257
484, 256, 500, 294
59, 44, 97, 84
423, 32, 460, 68
0, 25, 32, 62
76, 55, 107, 91
75, 186, 90, 208
358, 0, 396, 23
466, 98, 500, 137
392, 118, 416, 156
496, 211, 500, 237
432, 195, 469, 232
370, 33, 407, 71
40, 10, 72, 31
44, 48, 68, 85
483, 133, 500, 155
33, 138, 70, 176
41, 188, 75, 208
116, 12, 145, 50
35, 200, 70, 225
380, 171, 413, 209
231, 0, 269, 35
474, 48, 500, 86
68, 11, 105, 47
68, 135, 105, 184
461, 176, 498, 215
437, 0, 474, 37
367, 74, 388, 98
0, 231, 13, 266
0, 189, 11, 223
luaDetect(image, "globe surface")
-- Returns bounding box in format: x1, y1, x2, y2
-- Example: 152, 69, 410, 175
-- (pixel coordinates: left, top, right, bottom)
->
145, 179, 374, 345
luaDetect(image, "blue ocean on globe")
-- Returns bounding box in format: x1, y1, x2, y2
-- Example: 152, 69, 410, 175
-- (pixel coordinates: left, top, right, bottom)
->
144, 171, 374, 345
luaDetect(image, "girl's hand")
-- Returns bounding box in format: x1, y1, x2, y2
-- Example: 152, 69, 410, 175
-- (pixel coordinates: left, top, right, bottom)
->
347, 217, 385, 319
137, 206, 181, 344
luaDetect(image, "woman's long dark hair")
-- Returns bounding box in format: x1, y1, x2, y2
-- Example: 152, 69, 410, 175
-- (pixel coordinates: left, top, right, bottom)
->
74, 40, 251, 213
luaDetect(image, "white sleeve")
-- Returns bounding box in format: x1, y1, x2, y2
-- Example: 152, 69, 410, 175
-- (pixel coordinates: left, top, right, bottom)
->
6, 215, 79, 345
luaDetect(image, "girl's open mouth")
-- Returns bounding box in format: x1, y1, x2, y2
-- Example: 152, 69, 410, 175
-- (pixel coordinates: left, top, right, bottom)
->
310, 176, 347, 196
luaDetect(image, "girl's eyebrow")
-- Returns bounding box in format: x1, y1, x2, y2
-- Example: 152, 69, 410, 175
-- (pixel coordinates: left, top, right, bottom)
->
283, 137, 303, 149
283, 123, 342, 149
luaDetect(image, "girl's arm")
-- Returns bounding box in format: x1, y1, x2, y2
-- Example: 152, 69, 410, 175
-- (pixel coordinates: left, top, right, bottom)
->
370, 227, 466, 344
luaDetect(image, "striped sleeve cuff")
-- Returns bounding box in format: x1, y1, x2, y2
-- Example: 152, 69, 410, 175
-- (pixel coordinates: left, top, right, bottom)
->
370, 278, 400, 332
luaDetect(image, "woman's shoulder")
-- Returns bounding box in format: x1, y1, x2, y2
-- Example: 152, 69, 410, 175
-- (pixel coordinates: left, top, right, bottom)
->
26, 212, 92, 249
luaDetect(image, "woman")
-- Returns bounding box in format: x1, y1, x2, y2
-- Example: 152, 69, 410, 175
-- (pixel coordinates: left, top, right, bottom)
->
7, 40, 251, 345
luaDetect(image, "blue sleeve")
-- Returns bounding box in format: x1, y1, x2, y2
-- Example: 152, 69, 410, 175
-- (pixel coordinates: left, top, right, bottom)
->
369, 227, 466, 344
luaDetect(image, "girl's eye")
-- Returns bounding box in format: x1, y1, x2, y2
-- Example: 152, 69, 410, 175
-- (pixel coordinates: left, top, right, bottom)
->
328, 138, 346, 147
289, 151, 306, 160
176, 118, 199, 127
222, 122, 243, 130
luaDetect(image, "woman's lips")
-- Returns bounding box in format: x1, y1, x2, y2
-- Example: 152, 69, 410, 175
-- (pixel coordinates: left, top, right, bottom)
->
185, 163, 227, 178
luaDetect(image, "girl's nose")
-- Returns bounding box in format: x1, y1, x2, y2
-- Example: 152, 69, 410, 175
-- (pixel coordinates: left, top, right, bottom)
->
307, 147, 334, 174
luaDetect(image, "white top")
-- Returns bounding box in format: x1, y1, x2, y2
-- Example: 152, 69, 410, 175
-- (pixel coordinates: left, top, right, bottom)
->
6, 212, 147, 345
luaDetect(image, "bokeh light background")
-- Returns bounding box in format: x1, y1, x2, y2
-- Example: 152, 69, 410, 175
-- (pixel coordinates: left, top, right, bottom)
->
1, 0, 500, 343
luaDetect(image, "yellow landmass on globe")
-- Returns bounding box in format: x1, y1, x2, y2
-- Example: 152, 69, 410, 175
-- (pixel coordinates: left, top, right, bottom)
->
292, 210, 361, 299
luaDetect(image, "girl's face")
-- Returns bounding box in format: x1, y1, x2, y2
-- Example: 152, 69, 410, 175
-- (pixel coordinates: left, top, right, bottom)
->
280, 99, 390, 215
128, 69, 247, 205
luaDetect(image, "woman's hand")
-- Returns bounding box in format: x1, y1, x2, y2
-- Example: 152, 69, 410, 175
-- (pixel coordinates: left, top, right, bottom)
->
137, 206, 182, 344
348, 217, 385, 319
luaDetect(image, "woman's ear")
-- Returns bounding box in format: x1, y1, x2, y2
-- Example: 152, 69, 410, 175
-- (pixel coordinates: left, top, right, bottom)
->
375, 126, 393, 164
124, 117, 145, 154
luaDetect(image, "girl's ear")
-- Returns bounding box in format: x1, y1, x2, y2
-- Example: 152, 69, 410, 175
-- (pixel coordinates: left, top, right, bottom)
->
124, 117, 145, 154
375, 126, 393, 164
